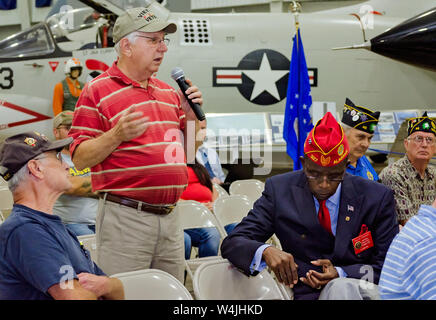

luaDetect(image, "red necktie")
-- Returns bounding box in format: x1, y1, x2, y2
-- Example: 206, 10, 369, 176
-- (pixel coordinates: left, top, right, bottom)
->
318, 200, 332, 234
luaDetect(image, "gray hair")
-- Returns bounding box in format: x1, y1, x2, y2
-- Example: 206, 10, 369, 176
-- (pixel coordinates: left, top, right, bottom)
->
114, 31, 141, 56
7, 155, 50, 193
8, 164, 30, 193
341, 123, 352, 134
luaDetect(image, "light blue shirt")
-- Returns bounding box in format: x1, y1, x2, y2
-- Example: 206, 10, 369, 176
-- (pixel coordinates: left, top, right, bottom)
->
250, 183, 347, 278
196, 144, 226, 182
379, 205, 436, 300
346, 155, 379, 181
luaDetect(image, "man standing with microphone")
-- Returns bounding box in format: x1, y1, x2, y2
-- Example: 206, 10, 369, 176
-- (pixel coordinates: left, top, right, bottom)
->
69, 5, 203, 282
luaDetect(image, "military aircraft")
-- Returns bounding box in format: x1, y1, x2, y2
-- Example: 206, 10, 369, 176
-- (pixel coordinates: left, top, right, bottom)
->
0, 0, 435, 173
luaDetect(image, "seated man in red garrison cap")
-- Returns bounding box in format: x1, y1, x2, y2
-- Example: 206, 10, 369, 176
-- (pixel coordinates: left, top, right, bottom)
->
221, 112, 398, 300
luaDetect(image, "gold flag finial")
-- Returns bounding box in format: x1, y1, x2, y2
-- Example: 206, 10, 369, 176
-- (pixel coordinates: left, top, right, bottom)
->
289, 1, 302, 29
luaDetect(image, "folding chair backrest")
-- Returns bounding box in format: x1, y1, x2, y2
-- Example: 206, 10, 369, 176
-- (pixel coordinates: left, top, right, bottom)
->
213, 183, 229, 198
193, 259, 291, 300
111, 269, 193, 300
213, 195, 252, 232
176, 200, 226, 238
229, 179, 265, 204
175, 201, 228, 281
0, 186, 13, 212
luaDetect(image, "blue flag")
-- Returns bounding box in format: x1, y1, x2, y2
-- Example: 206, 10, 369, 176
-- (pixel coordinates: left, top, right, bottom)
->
36, 0, 52, 7
283, 28, 313, 171
0, 0, 16, 10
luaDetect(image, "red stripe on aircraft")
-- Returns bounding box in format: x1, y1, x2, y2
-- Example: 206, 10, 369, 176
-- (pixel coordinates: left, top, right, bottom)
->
0, 101, 51, 129
86, 59, 110, 72
217, 75, 242, 79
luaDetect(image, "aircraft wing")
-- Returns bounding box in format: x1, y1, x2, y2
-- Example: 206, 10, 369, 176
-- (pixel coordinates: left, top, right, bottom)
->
78, 0, 161, 16
78, 0, 121, 15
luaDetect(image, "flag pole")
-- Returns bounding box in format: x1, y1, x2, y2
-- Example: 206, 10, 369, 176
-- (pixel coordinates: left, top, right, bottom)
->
284, 1, 313, 171
289, 1, 301, 42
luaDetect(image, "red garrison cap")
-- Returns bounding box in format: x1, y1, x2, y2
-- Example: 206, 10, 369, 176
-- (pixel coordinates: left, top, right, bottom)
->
304, 112, 349, 167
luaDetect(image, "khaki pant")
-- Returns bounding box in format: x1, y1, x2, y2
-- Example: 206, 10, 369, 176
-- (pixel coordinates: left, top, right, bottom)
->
319, 278, 380, 300
95, 197, 184, 282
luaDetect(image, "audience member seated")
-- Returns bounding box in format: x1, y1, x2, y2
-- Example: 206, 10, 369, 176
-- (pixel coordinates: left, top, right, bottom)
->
379, 200, 436, 299
181, 162, 239, 259
341, 98, 380, 181
195, 119, 228, 189
0, 132, 124, 300
180, 162, 221, 260
221, 112, 398, 300
52, 111, 98, 237
379, 112, 436, 226
181, 118, 237, 259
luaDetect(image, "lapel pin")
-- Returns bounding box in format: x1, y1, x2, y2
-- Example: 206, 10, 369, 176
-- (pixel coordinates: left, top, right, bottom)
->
347, 205, 354, 212
345, 216, 351, 222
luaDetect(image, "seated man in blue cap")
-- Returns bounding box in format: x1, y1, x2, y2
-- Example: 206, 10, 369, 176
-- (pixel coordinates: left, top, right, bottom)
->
0, 132, 124, 300
341, 98, 380, 181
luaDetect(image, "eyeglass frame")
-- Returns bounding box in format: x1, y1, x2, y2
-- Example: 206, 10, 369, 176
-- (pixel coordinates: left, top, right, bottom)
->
407, 135, 436, 145
136, 35, 170, 47
300, 153, 348, 187
305, 173, 345, 183
33, 151, 63, 164
56, 124, 72, 132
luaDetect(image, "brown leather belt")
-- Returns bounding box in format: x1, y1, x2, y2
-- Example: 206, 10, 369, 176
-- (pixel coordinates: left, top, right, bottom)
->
101, 193, 175, 215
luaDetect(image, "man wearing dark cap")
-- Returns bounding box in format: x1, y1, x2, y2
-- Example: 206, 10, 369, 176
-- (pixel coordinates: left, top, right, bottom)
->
380, 112, 436, 226
0, 132, 124, 299
341, 98, 380, 181
221, 112, 398, 300
69, 3, 203, 281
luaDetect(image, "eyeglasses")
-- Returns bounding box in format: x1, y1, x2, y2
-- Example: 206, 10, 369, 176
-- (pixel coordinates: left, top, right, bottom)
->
306, 174, 344, 183
137, 35, 170, 46
57, 125, 71, 131
56, 152, 63, 163
408, 135, 435, 145
34, 151, 63, 164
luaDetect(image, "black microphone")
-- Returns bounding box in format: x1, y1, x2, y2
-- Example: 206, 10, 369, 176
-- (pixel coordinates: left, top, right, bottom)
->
171, 67, 205, 121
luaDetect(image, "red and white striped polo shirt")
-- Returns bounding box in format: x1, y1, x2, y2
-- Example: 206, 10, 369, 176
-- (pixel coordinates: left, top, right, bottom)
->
69, 61, 188, 205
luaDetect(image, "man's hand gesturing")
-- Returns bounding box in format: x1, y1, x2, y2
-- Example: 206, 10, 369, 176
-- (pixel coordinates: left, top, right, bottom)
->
113, 106, 149, 142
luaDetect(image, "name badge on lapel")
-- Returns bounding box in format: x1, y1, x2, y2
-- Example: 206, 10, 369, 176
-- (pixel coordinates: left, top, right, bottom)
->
352, 224, 374, 255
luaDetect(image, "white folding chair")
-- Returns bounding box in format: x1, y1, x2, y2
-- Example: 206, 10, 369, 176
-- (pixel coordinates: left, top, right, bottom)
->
229, 179, 265, 205
213, 183, 229, 199
193, 259, 293, 300
0, 186, 13, 212
268, 234, 282, 250
212, 195, 252, 236
175, 200, 227, 280
111, 269, 193, 300
77, 234, 97, 261
213, 194, 282, 250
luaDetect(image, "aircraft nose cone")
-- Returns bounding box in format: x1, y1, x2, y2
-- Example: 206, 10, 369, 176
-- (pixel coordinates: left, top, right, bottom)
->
370, 7, 436, 71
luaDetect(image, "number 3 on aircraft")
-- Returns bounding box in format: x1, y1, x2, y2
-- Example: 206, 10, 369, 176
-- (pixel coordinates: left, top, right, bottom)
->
0, 67, 13, 89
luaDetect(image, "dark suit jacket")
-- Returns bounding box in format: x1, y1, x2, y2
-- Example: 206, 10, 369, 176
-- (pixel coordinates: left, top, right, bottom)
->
221, 171, 399, 300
